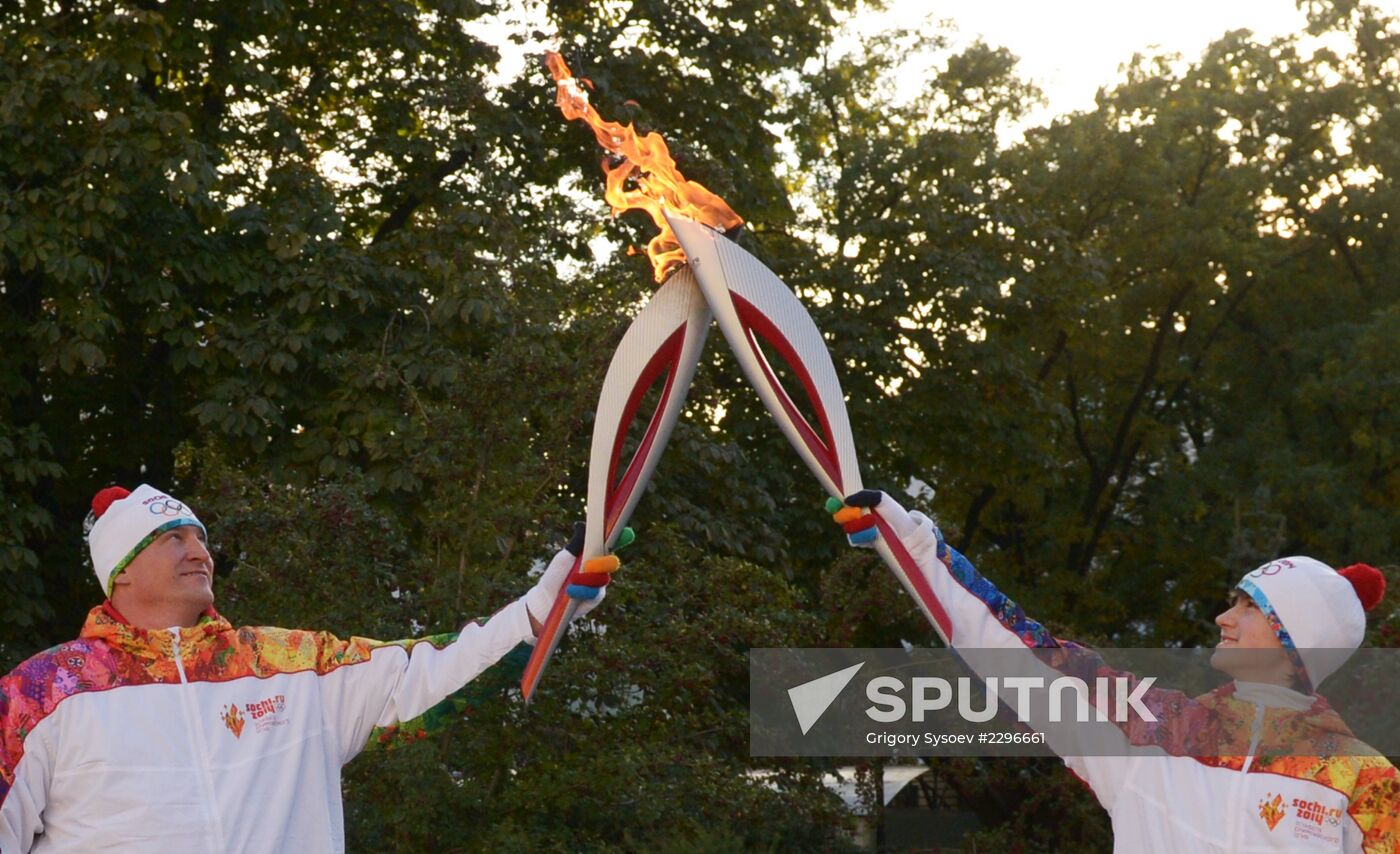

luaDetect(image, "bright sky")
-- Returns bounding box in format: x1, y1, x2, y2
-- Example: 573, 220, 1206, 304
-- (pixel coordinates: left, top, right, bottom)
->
886, 0, 1318, 121
475, 0, 1399, 125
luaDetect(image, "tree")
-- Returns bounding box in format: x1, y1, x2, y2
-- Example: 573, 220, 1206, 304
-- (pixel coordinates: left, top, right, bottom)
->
1, 0, 867, 847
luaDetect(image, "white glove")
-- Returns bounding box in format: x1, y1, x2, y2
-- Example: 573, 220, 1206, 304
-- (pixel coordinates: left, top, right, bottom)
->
523, 523, 616, 624
831, 489, 943, 566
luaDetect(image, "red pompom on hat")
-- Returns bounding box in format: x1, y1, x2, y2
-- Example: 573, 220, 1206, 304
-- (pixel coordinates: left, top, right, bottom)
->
91, 486, 131, 519
1338, 563, 1386, 612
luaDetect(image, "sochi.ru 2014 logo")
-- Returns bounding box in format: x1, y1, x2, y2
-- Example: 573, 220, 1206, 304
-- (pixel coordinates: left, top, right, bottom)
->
221, 704, 246, 739
1258, 793, 1286, 831
221, 696, 288, 739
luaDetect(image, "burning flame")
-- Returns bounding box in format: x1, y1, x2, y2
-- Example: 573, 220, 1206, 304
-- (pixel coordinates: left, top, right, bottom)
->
545, 52, 744, 282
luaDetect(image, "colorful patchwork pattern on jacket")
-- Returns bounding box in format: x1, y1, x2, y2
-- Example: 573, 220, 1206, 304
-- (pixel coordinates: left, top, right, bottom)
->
1, 604, 524, 808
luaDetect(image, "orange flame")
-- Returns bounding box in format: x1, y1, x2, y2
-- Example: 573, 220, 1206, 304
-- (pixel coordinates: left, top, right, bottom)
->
545, 52, 744, 282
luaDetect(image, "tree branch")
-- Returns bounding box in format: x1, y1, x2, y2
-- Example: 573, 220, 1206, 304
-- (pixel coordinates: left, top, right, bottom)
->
199, 20, 232, 135
1159, 273, 1257, 414
1065, 364, 1099, 480
1036, 329, 1068, 381
1070, 279, 1194, 574
956, 484, 997, 554
1330, 229, 1368, 290
1094, 280, 1194, 502
372, 144, 476, 244
1081, 430, 1146, 575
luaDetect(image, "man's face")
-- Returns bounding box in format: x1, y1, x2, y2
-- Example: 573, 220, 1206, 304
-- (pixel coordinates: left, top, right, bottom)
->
111, 524, 215, 616
1211, 590, 1293, 685
1214, 590, 1283, 651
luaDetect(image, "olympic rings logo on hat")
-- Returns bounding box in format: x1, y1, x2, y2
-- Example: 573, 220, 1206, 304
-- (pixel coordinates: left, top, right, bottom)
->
1249, 558, 1295, 578
146, 499, 190, 517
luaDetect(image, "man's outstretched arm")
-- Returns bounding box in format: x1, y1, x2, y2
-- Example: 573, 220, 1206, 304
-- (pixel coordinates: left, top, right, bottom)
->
318, 525, 614, 764
831, 490, 1205, 806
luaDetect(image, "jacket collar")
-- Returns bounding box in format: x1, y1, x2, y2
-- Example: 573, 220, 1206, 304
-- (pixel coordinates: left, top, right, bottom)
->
1214, 681, 1354, 737
80, 602, 232, 661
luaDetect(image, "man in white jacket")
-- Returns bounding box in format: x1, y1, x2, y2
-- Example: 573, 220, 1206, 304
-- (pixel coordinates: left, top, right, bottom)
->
832, 489, 1398, 853
0, 484, 612, 853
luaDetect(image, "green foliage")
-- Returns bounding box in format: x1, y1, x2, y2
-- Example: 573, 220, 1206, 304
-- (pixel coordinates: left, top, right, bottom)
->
198, 456, 850, 849
936, 757, 1113, 853
3, 0, 1399, 848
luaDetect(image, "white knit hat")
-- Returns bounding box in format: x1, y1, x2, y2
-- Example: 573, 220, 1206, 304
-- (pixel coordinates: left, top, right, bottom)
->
86, 484, 207, 595
1235, 556, 1386, 691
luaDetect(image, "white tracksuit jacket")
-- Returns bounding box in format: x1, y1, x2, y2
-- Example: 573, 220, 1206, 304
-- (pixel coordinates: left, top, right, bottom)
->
891, 517, 1398, 852
0, 599, 534, 853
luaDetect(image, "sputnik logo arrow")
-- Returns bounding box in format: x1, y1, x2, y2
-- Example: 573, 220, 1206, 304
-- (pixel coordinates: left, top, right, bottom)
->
788, 662, 864, 735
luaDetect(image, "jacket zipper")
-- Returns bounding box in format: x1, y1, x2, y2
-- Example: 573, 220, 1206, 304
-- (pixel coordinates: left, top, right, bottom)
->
171, 628, 229, 854
1225, 702, 1268, 850
1240, 702, 1265, 773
